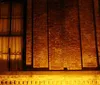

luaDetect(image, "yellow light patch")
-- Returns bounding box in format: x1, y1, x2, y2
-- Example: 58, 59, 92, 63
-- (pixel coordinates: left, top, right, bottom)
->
0, 71, 100, 85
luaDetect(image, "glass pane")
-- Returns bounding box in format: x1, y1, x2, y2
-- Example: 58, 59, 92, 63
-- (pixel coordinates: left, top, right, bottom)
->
11, 19, 23, 34
27, 0, 32, 19
0, 19, 3, 33
0, 2, 10, 18
12, 3, 23, 18
0, 37, 8, 71
10, 55, 16, 71
1, 54, 8, 71
3, 19, 9, 34
16, 55, 22, 70
2, 54, 8, 60
0, 54, 1, 61
16, 37, 22, 55
9, 37, 22, 70
10, 54, 22, 71
2, 37, 8, 53
0, 19, 9, 34
9, 37, 16, 54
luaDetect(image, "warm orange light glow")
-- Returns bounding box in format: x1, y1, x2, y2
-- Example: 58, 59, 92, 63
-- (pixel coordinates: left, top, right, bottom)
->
0, 71, 100, 85
2, 55, 8, 60
10, 55, 15, 60
0, 0, 100, 72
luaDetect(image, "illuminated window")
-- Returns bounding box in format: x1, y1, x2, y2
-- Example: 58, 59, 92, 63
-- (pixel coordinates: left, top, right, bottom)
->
0, 0, 23, 71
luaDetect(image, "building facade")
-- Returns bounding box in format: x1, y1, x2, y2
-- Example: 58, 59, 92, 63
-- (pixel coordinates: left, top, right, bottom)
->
0, 0, 100, 71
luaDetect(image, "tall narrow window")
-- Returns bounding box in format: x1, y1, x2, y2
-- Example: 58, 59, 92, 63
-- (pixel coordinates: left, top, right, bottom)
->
0, 1, 23, 71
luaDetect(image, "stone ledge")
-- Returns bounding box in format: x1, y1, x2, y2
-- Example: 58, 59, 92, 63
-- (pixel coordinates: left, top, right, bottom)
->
0, 71, 100, 85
